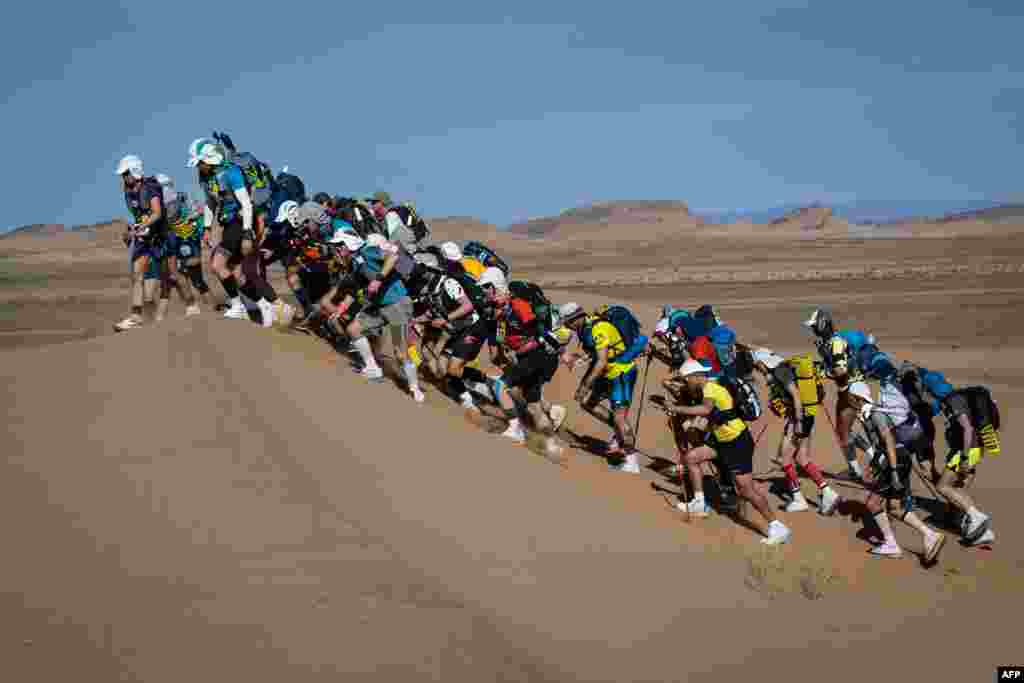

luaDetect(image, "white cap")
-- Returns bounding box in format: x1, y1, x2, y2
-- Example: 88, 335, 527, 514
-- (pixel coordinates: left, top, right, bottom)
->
752, 349, 785, 369
441, 241, 463, 261
848, 381, 873, 403
116, 155, 144, 179
478, 266, 508, 294
559, 302, 584, 322
803, 309, 820, 328
186, 139, 224, 168
330, 231, 365, 251
678, 359, 711, 378
156, 173, 173, 187
276, 200, 299, 225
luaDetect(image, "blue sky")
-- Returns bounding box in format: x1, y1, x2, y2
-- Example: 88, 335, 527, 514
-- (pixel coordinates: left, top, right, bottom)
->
2, 0, 1021, 231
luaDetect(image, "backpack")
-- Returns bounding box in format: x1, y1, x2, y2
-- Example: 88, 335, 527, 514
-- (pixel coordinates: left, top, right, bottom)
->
226, 150, 275, 208
508, 280, 558, 335
462, 241, 511, 278
958, 386, 1001, 431
856, 343, 895, 380
709, 325, 738, 375
275, 171, 306, 204
583, 304, 648, 364
687, 336, 722, 374
390, 204, 431, 244
335, 197, 383, 239
714, 376, 762, 423
898, 362, 953, 417
693, 305, 721, 334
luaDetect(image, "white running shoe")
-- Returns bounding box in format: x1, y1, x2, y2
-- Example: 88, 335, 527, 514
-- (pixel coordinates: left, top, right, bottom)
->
785, 492, 810, 512
360, 367, 385, 383
678, 499, 711, 518
970, 528, 995, 546
870, 542, 903, 558
502, 424, 527, 444
114, 314, 144, 332
548, 404, 567, 432
819, 486, 840, 516
185, 304, 201, 317
223, 302, 248, 320
761, 521, 792, 545
615, 453, 642, 474
155, 299, 169, 322
258, 299, 275, 328
412, 387, 426, 403
962, 511, 990, 543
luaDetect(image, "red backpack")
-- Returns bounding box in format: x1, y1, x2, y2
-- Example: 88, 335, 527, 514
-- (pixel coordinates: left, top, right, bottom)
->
688, 336, 722, 373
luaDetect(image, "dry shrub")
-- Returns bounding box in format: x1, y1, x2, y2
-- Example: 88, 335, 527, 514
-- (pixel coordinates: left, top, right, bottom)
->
745, 548, 842, 601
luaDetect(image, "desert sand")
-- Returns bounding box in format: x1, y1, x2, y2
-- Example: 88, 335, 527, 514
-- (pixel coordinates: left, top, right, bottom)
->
1, 206, 1022, 681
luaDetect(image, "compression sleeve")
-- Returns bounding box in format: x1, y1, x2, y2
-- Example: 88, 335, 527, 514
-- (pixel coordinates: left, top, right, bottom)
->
234, 187, 254, 233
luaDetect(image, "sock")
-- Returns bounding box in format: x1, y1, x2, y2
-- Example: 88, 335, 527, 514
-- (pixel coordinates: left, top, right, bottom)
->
403, 361, 419, 391
783, 463, 801, 492
873, 512, 897, 545
967, 506, 983, 520
221, 275, 240, 299
693, 492, 705, 506
352, 337, 380, 372
803, 461, 826, 487
228, 296, 242, 308
294, 288, 310, 313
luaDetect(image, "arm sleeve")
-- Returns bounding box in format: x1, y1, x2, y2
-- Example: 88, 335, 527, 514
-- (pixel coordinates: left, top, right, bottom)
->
234, 187, 254, 233
204, 205, 214, 228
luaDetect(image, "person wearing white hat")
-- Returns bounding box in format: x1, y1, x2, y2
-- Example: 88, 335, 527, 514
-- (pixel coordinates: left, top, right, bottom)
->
845, 382, 947, 562
188, 138, 291, 328
752, 349, 841, 516
327, 230, 423, 402
114, 154, 169, 331
664, 359, 792, 545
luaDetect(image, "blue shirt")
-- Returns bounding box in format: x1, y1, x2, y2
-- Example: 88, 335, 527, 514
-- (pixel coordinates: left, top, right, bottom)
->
201, 163, 247, 224
353, 245, 407, 307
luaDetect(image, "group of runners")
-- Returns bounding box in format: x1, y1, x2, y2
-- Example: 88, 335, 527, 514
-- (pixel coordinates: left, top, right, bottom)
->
112, 138, 1002, 559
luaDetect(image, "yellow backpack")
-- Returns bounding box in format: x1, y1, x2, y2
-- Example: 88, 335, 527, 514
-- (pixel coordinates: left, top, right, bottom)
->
768, 352, 825, 418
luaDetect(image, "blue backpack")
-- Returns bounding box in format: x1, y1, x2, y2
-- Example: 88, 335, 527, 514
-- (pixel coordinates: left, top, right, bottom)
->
898, 362, 954, 417
583, 304, 648, 364
709, 325, 738, 375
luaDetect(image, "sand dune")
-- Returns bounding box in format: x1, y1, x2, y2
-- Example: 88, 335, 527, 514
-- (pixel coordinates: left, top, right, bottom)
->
2, 207, 1023, 680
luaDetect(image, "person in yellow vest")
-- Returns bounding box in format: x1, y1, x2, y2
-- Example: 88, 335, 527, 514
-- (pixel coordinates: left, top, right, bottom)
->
753, 350, 841, 516
666, 360, 792, 545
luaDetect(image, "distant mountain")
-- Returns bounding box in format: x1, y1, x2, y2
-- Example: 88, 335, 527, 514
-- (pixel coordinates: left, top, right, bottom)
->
0, 223, 66, 239
507, 200, 691, 238
694, 199, 1011, 226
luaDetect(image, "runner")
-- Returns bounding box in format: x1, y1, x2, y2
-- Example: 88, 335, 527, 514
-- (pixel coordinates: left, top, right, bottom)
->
114, 155, 167, 331
666, 360, 792, 545
804, 308, 866, 480
156, 174, 201, 317
327, 231, 423, 402
752, 350, 841, 515
561, 303, 642, 473
412, 263, 493, 412
187, 138, 292, 327
485, 269, 564, 457
898, 363, 997, 546
845, 382, 947, 562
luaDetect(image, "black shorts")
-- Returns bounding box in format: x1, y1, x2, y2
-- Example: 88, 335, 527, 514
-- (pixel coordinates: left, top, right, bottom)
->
710, 428, 754, 476
301, 268, 335, 304
444, 319, 489, 362
501, 347, 559, 404
217, 219, 255, 265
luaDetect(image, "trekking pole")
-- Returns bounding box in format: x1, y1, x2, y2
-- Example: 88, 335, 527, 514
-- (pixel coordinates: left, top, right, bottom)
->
633, 352, 653, 447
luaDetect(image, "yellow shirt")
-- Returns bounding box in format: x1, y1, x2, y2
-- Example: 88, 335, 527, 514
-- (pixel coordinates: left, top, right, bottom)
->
590, 320, 635, 379
703, 380, 747, 443
461, 257, 486, 280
